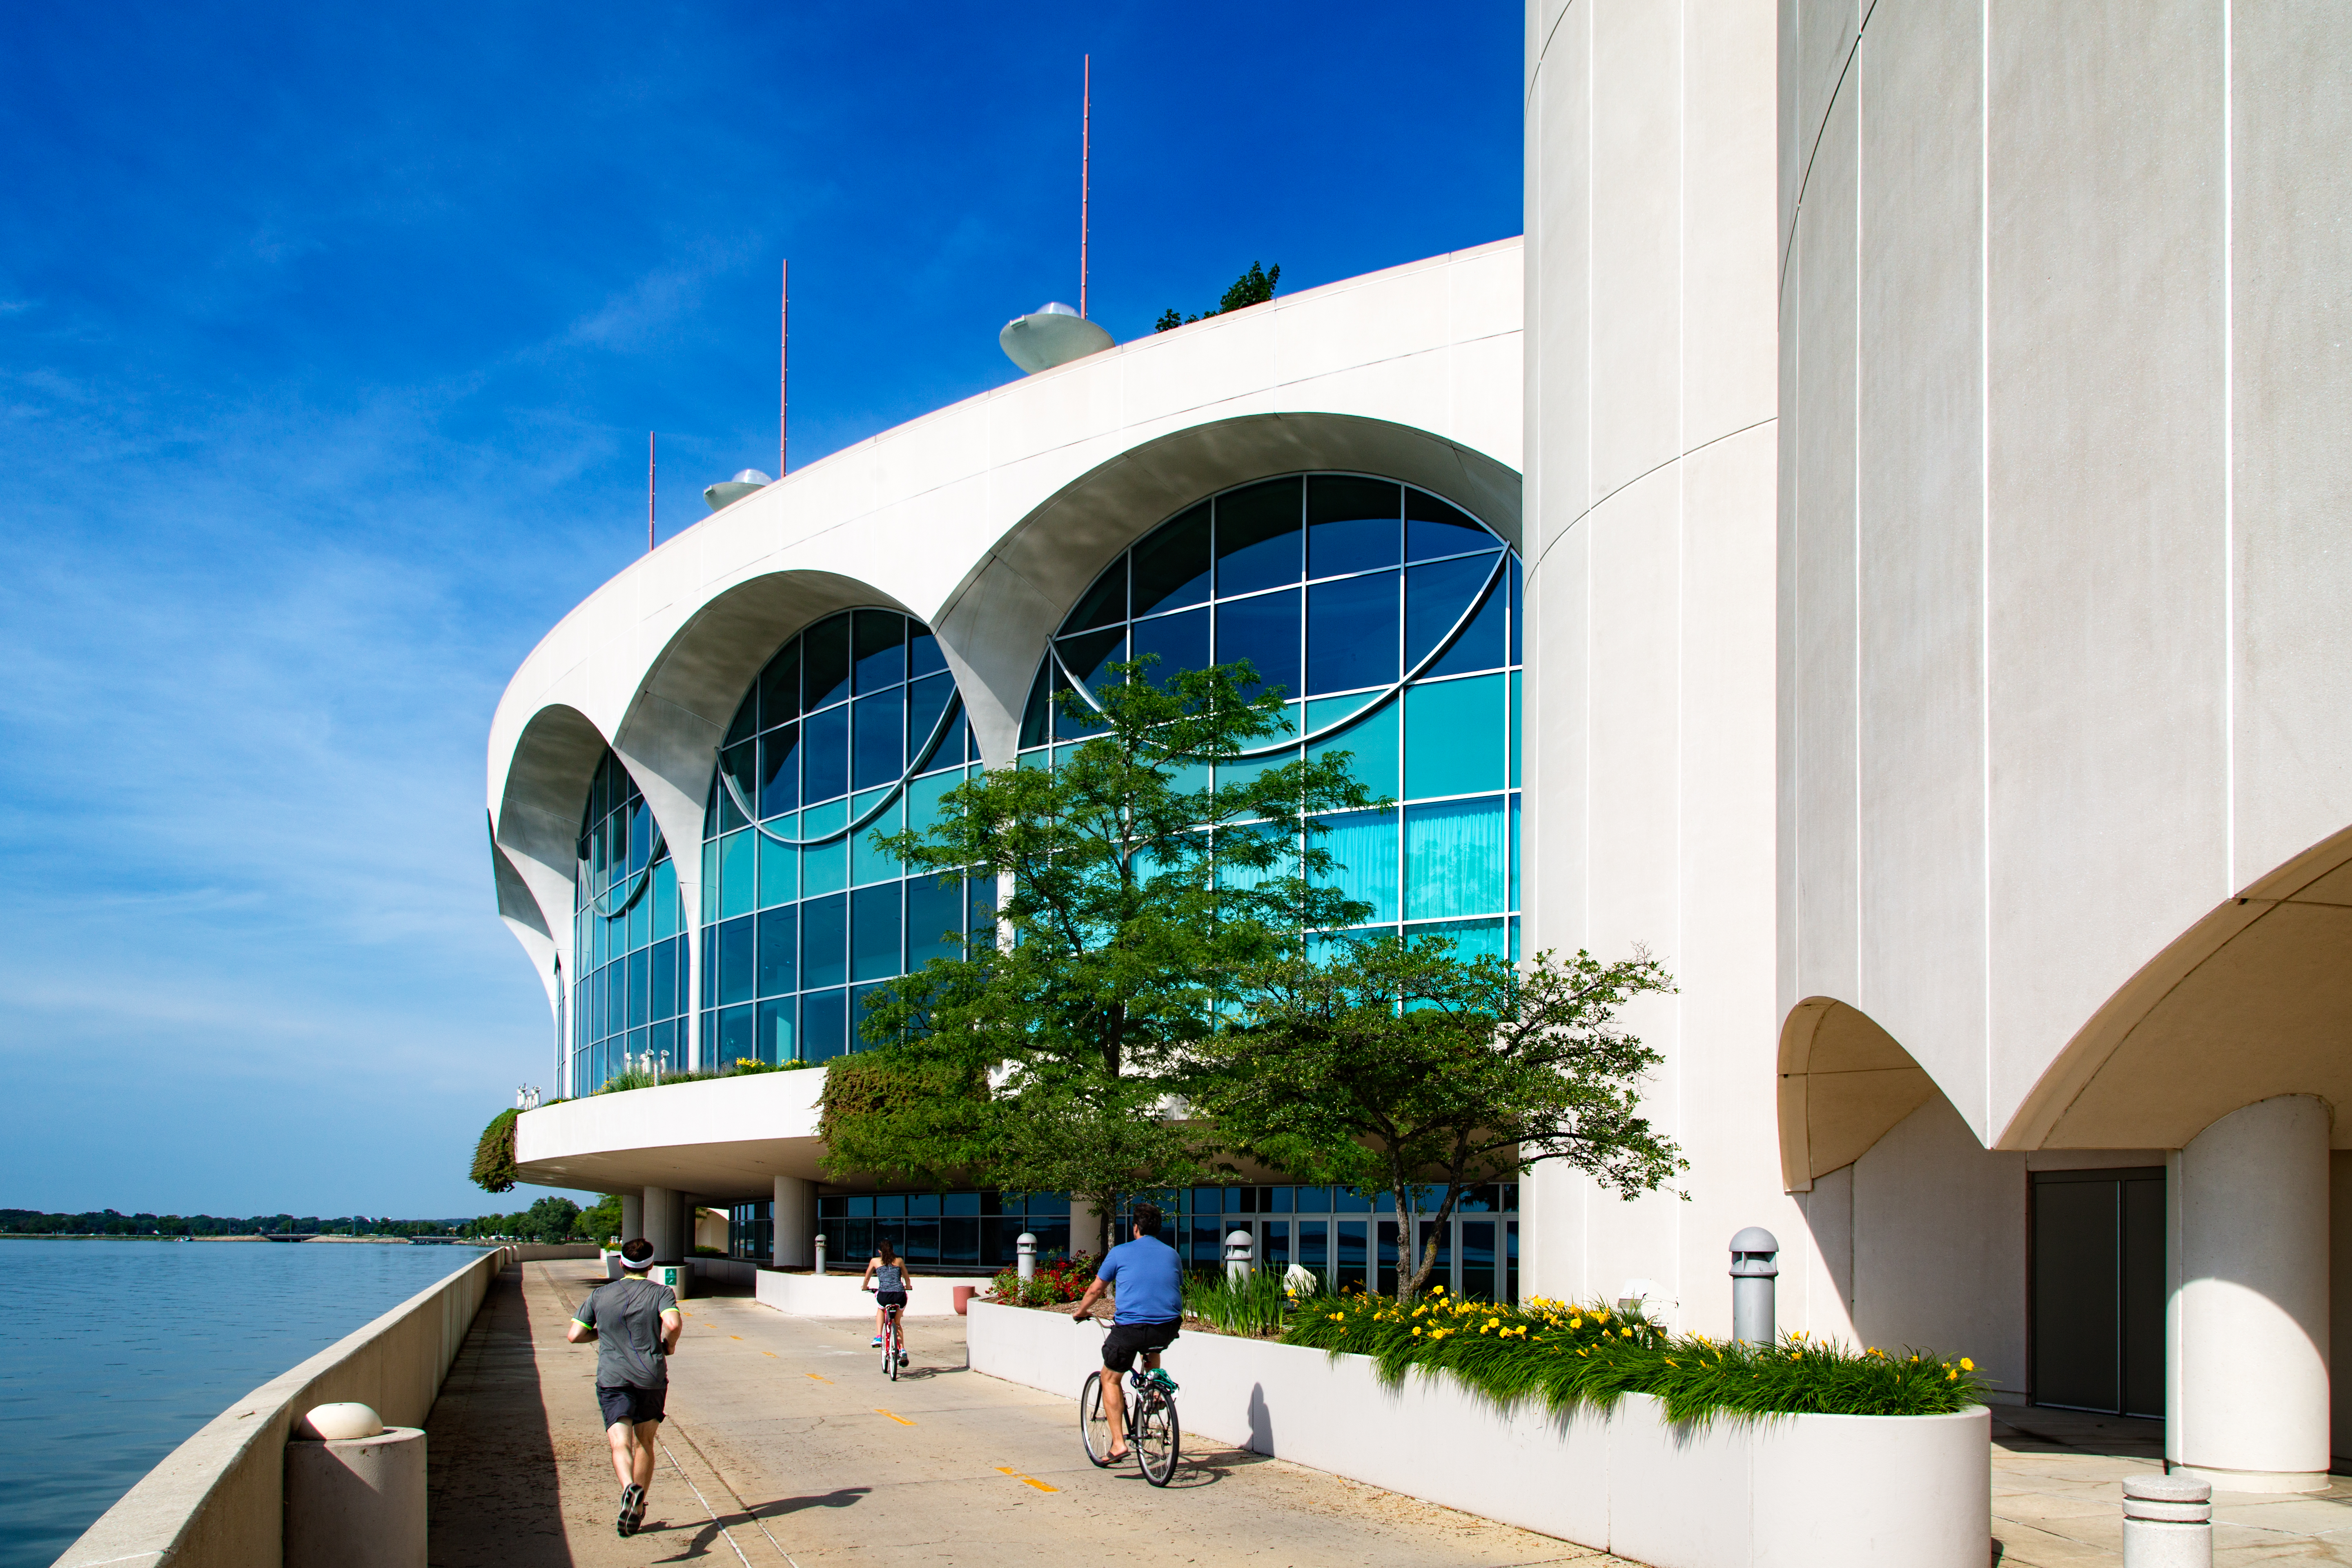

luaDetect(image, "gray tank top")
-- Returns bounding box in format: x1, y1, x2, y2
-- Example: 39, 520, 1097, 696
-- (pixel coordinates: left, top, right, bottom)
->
875, 1262, 904, 1292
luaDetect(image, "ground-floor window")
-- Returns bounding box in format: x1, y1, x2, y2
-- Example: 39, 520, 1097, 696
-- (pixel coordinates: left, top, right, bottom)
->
1112, 1183, 1520, 1302
816, 1191, 1071, 1275
728, 1202, 774, 1261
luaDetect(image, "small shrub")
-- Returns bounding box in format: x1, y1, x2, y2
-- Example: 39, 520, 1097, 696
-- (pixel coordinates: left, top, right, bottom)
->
988, 1252, 1099, 1307
1183, 1269, 1293, 1337
1285, 1292, 1985, 1421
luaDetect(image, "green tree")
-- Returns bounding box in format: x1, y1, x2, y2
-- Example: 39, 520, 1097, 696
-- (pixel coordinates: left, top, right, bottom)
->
1196, 935, 1686, 1302
578, 1193, 625, 1245
1156, 261, 1281, 332
840, 657, 1381, 1250
519, 1195, 582, 1243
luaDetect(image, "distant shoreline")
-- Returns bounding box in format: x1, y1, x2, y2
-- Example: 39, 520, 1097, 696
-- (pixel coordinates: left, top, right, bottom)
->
0, 1234, 494, 1245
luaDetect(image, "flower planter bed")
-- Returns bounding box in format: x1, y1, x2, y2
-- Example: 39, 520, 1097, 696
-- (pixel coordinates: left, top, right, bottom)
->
969, 1300, 1989, 1568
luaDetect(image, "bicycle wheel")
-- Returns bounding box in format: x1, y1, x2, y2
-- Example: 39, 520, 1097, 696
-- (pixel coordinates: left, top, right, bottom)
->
884, 1317, 900, 1381
1136, 1392, 1180, 1486
1078, 1371, 1116, 1467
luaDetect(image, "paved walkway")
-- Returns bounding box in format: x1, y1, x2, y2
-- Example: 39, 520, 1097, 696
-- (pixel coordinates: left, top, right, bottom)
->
1991, 1407, 2352, 1565
426, 1259, 1633, 1566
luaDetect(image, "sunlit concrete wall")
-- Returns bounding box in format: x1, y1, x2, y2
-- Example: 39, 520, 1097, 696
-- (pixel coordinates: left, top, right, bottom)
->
1520, 0, 1792, 1343
1779, 0, 2352, 1150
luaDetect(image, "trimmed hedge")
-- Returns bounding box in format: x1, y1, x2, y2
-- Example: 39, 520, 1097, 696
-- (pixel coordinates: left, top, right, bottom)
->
1283, 1291, 1985, 1421
470, 1108, 520, 1194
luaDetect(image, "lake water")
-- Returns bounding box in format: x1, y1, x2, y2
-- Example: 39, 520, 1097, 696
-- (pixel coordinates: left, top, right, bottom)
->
2, 1238, 497, 1568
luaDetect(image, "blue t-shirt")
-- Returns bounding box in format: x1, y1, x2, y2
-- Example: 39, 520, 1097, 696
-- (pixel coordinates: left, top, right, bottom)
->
1098, 1235, 1183, 1324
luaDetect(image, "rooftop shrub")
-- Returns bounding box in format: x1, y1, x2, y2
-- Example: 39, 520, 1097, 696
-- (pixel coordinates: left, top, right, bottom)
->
1284, 1291, 1985, 1421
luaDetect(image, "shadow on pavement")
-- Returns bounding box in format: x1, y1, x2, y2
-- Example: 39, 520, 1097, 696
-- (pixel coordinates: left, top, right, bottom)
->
753, 1485, 873, 1518
427, 1263, 569, 1568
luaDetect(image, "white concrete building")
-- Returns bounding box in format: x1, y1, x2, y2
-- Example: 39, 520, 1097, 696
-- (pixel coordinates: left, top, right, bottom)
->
494, 0, 2352, 1491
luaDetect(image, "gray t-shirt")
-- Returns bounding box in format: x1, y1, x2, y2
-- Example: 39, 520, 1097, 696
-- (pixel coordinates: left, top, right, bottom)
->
575, 1275, 677, 1389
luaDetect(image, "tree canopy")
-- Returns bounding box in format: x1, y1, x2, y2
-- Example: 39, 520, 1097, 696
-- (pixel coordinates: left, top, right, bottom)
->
1156, 261, 1281, 332
1196, 934, 1686, 1300
832, 656, 1381, 1248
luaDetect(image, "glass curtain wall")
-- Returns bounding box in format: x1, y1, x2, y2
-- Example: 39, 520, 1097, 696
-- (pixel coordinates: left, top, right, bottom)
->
1020, 474, 1522, 958
699, 610, 992, 1068
571, 750, 690, 1095
817, 1191, 1072, 1274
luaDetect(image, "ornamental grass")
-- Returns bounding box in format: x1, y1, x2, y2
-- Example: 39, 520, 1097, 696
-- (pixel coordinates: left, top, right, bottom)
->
1282, 1290, 1984, 1422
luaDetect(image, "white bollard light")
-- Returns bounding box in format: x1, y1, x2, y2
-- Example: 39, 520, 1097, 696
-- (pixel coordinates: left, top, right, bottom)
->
1016, 1231, 1037, 1284
813, 1233, 827, 1276
1225, 1229, 1255, 1284
2122, 1474, 2212, 1568
1730, 1227, 1779, 1345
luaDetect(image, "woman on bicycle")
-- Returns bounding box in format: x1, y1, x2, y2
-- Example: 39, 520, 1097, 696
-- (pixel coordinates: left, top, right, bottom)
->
862, 1238, 911, 1358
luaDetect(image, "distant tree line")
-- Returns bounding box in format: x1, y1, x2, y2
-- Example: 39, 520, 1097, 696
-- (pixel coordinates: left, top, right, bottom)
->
0, 1203, 595, 1243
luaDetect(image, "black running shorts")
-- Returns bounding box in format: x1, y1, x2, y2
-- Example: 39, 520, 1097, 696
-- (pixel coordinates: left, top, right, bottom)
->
875, 1290, 908, 1308
1100, 1318, 1181, 1372
597, 1383, 667, 1428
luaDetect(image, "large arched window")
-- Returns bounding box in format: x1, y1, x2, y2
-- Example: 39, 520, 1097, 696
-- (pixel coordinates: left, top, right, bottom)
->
1022, 474, 1521, 956
699, 609, 987, 1068
572, 750, 689, 1096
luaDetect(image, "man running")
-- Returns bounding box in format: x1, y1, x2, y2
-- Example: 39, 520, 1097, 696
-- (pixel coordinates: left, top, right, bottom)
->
566, 1236, 682, 1537
1071, 1202, 1183, 1462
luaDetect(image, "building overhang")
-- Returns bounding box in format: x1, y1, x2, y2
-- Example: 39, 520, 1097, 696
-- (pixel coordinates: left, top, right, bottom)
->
514, 1071, 827, 1202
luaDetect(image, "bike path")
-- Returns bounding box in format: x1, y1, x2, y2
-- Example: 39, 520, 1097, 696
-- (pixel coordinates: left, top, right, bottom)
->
428, 1257, 1633, 1566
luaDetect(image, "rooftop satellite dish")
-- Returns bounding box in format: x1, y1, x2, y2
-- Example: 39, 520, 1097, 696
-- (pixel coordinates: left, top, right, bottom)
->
703, 468, 773, 513
1000, 302, 1115, 374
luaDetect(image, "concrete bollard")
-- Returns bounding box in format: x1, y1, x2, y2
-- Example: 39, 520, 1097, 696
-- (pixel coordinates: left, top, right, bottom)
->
814, 1233, 827, 1276
1016, 1231, 1037, 1284
285, 1405, 425, 1568
1225, 1229, 1255, 1284
2123, 1474, 2212, 1568
1730, 1227, 1778, 1344
649, 1261, 691, 1300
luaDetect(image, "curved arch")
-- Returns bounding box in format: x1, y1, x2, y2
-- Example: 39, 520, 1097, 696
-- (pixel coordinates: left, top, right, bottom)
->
930, 412, 1523, 766
494, 702, 611, 981
611, 570, 913, 875
1777, 997, 1937, 1192
2000, 822, 2352, 1151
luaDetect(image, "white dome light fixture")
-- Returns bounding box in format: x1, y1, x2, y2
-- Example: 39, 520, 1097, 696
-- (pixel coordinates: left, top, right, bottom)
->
1000, 302, 1115, 375
702, 468, 773, 513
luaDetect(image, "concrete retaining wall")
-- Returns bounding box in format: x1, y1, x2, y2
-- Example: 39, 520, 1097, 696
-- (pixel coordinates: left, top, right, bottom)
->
52, 1245, 515, 1568
755, 1268, 965, 1318
968, 1302, 1989, 1568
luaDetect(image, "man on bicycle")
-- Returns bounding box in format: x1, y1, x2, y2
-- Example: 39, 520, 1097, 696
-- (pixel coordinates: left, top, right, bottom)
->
1072, 1201, 1182, 1462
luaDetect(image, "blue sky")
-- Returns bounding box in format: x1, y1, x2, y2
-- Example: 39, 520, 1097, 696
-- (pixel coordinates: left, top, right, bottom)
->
0, 3, 1522, 1217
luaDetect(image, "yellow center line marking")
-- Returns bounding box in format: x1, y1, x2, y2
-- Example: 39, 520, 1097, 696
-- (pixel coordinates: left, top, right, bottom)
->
729, 1334, 742, 1340
996, 1466, 1058, 1493
875, 1408, 915, 1426
804, 1372, 831, 1383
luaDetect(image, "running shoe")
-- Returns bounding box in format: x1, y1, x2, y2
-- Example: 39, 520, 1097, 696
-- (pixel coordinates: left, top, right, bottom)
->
617, 1483, 644, 1537
870, 1335, 883, 1346
897, 1352, 909, 1367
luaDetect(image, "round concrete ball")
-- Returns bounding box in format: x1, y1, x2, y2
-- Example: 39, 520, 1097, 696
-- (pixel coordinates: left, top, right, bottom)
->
298, 1402, 386, 1440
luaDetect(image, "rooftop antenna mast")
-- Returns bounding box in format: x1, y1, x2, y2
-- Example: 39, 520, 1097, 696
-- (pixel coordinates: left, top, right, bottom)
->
646, 431, 656, 552
1080, 55, 1091, 319
780, 259, 789, 477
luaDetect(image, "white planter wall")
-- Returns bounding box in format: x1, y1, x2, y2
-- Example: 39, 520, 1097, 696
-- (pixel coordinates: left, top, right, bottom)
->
755, 1268, 967, 1318
967, 1303, 1987, 1568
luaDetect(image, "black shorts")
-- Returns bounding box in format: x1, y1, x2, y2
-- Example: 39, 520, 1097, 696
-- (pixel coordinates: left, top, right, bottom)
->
875, 1290, 907, 1309
597, 1383, 667, 1428
1101, 1319, 1181, 1372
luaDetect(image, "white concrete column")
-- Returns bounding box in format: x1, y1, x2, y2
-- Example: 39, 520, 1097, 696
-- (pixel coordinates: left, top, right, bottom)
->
643, 1185, 684, 1263
773, 1175, 816, 1270
2168, 1094, 2331, 1491
620, 1192, 644, 1246
1069, 1198, 1104, 1258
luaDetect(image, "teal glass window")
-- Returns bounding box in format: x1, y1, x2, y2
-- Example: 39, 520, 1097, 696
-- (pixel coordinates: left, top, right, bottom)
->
570, 748, 688, 1096
699, 608, 976, 1068
1019, 473, 1519, 956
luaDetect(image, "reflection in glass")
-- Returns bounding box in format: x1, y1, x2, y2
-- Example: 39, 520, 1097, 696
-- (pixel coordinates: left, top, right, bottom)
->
1215, 477, 1303, 595
1132, 502, 1211, 614
1307, 571, 1399, 695
1307, 475, 1402, 577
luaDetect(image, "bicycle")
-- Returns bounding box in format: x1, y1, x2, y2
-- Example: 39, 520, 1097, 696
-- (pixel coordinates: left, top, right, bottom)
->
1074, 1314, 1180, 1486
878, 1299, 904, 1381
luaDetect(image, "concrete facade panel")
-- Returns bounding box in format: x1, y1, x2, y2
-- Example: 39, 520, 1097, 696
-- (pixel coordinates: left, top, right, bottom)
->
1853, 0, 1990, 1133
1682, 0, 1780, 448
1588, 0, 1682, 499
2229, 4, 2352, 887
1790, 80, 1861, 1009
1529, 0, 1592, 564
1982, 0, 2229, 1130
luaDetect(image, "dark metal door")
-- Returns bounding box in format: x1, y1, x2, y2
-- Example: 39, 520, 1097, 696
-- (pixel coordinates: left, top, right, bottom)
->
2031, 1167, 2165, 1417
